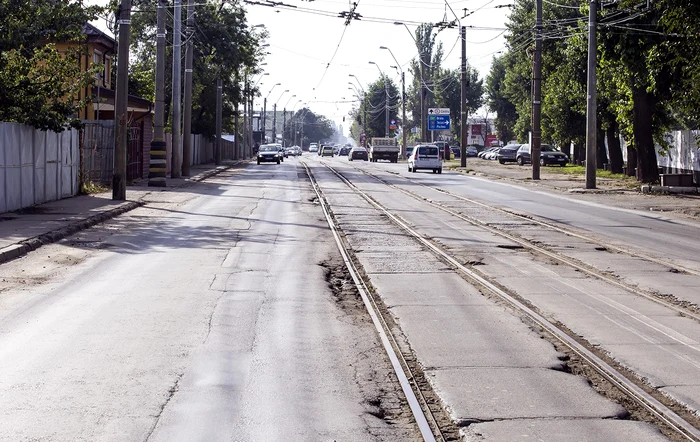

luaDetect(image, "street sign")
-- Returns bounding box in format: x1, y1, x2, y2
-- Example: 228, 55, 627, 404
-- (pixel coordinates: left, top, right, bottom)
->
428, 114, 451, 131
389, 119, 397, 130
428, 108, 450, 115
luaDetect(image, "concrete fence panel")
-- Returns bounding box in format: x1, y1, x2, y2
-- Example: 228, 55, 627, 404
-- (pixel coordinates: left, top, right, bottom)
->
4, 123, 22, 212
34, 130, 47, 205
1, 122, 79, 214
20, 125, 34, 208
0, 124, 6, 213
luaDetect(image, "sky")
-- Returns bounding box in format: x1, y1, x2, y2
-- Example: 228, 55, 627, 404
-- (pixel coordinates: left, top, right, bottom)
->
93, 0, 512, 133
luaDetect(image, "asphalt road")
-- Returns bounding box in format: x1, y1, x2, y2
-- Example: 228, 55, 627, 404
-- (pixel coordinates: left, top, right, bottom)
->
0, 162, 418, 441
1, 153, 698, 441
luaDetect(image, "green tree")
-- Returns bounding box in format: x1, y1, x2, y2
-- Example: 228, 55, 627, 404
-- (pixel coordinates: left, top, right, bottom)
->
361, 75, 400, 139
486, 55, 518, 144
127, 0, 264, 139
434, 66, 483, 140
0, 1, 103, 131
286, 108, 333, 146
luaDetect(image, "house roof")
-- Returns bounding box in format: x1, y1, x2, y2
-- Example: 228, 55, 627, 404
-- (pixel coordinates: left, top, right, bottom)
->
82, 23, 117, 52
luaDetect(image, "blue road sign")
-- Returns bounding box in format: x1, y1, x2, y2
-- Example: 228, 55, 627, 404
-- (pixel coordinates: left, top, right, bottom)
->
428, 115, 451, 131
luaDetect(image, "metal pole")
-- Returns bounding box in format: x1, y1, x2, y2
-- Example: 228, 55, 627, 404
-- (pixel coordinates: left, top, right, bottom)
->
585, 0, 597, 189
401, 72, 407, 159
182, 0, 193, 176
113, 0, 131, 200
460, 26, 467, 168
215, 79, 222, 165
148, 0, 166, 187
272, 103, 277, 142
384, 77, 389, 137
171, 0, 182, 178
234, 105, 239, 160
531, 0, 543, 180
262, 97, 267, 143
283, 109, 287, 146
249, 94, 254, 157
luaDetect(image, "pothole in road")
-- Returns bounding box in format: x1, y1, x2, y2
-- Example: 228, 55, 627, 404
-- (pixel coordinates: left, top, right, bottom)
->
496, 244, 525, 250
66, 240, 115, 250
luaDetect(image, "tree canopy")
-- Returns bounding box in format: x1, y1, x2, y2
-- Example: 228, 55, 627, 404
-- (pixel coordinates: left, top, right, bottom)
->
0, 0, 103, 131
485, 0, 700, 183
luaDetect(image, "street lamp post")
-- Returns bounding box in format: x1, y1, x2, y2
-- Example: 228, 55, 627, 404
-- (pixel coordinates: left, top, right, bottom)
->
349, 75, 367, 147
380, 46, 406, 158
263, 83, 281, 143
369, 61, 389, 137
282, 94, 296, 147
272, 89, 289, 143
394, 22, 427, 141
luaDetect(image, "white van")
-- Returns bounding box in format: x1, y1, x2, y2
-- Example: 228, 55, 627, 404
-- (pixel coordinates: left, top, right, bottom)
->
408, 144, 443, 174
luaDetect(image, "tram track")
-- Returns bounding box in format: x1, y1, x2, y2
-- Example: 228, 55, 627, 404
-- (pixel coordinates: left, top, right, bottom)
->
344, 161, 700, 321
308, 159, 700, 442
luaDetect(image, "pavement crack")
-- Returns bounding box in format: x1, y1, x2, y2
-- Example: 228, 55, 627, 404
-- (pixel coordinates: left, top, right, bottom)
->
143, 372, 184, 441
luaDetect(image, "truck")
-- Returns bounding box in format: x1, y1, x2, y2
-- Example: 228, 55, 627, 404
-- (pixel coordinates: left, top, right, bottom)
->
369, 137, 400, 163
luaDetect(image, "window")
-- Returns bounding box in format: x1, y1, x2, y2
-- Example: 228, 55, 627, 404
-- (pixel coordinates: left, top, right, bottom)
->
420, 147, 439, 156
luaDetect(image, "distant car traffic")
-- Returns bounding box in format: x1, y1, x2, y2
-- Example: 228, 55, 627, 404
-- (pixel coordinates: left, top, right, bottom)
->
408, 144, 442, 174
321, 145, 334, 157
348, 147, 368, 161
309, 143, 318, 152
338, 146, 351, 156
257, 144, 281, 165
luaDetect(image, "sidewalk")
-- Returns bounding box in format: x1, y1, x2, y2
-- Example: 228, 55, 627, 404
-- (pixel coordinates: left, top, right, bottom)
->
0, 160, 245, 264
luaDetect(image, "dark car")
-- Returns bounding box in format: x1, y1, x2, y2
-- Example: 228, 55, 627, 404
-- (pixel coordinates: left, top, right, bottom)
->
257, 144, 281, 165
450, 147, 461, 159
497, 144, 521, 164
516, 144, 569, 166
338, 146, 351, 156
348, 147, 368, 161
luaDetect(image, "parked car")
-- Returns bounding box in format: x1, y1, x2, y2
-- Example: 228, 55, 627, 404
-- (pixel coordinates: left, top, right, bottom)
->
321, 145, 335, 157
450, 147, 461, 159
338, 146, 351, 156
466, 146, 479, 157
348, 147, 368, 161
516, 143, 568, 166
408, 144, 442, 174
482, 147, 500, 160
434, 141, 451, 160
497, 144, 521, 164
257, 144, 281, 165
478, 146, 497, 159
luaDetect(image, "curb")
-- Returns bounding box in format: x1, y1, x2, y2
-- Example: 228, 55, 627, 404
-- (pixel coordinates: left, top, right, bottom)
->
0, 201, 143, 265
0, 161, 246, 265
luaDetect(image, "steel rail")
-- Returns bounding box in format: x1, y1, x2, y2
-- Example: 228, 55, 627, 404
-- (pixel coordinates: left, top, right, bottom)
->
320, 160, 700, 441
342, 163, 700, 323
301, 161, 441, 442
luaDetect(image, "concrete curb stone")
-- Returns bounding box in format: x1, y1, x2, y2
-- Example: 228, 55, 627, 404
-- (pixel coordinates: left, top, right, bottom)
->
0, 160, 245, 265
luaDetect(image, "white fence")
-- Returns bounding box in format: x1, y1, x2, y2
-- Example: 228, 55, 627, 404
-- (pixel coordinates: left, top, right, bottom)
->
656, 131, 700, 181
1, 122, 79, 214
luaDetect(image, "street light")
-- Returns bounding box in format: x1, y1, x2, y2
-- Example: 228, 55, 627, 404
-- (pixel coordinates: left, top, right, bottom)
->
348, 77, 367, 144
381, 45, 407, 158
262, 83, 281, 143
272, 89, 290, 142
369, 61, 390, 137
282, 94, 297, 147
394, 22, 427, 141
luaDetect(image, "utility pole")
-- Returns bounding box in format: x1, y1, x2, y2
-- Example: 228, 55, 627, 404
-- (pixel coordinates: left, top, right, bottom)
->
401, 72, 407, 159
171, 0, 182, 178
460, 26, 467, 168
585, 0, 597, 189
283, 109, 287, 146
215, 79, 222, 165
234, 106, 239, 160
148, 0, 166, 187
272, 103, 277, 142
385, 83, 390, 138
249, 93, 254, 156
531, 0, 543, 180
113, 0, 131, 200
182, 0, 193, 176
262, 97, 267, 143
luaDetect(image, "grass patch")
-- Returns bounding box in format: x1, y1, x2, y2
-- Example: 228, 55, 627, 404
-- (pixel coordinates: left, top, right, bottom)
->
80, 180, 109, 195
546, 164, 632, 180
